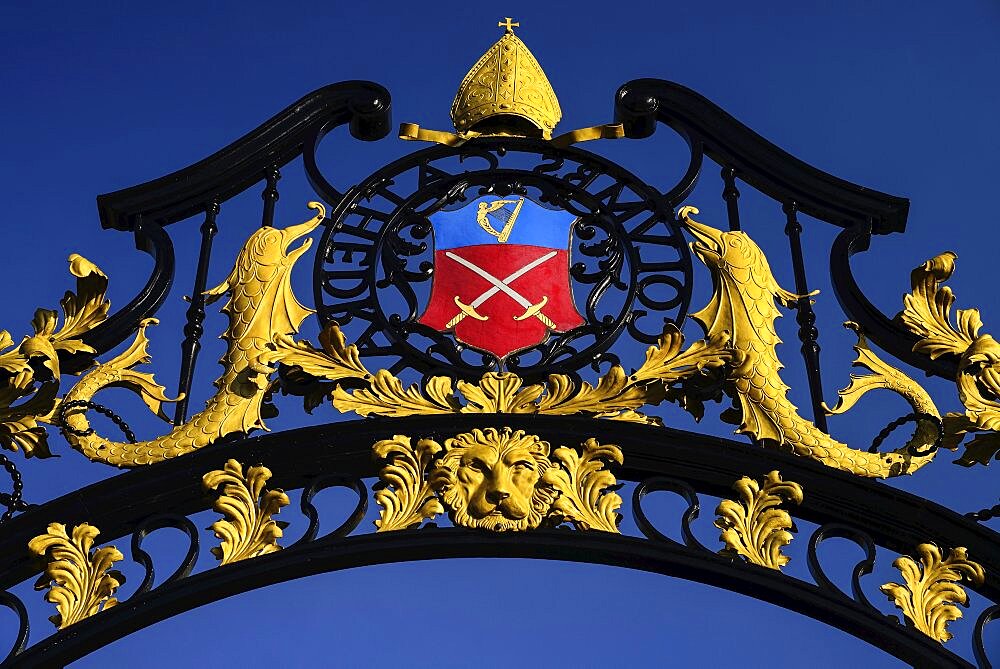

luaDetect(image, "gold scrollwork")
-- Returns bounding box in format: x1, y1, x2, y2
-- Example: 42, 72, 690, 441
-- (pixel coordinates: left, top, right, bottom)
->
880, 543, 985, 643
373, 428, 623, 533
714, 470, 803, 570
27, 522, 125, 629
268, 321, 733, 425
203, 459, 290, 565
897, 252, 1000, 466
0, 255, 109, 458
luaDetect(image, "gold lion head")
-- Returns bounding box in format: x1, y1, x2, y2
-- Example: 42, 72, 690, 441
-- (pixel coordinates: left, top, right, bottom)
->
430, 428, 556, 531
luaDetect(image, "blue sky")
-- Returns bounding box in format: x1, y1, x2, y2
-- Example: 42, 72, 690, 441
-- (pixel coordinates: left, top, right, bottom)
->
1, 1, 998, 666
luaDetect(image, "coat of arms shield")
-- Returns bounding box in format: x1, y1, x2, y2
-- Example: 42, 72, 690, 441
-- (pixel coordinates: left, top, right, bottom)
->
418, 195, 584, 358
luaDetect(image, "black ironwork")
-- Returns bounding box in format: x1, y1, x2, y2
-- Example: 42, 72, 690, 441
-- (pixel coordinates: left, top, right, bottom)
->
783, 201, 829, 430
969, 501, 1000, 523
721, 166, 742, 232
831, 224, 958, 379
175, 200, 220, 423
975, 605, 1000, 668
0, 455, 26, 524
864, 410, 943, 456
260, 166, 280, 228
56, 399, 137, 443
612, 79, 960, 383
0, 415, 996, 667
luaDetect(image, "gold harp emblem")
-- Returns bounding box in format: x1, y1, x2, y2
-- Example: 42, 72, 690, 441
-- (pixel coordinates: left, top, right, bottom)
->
476, 197, 524, 243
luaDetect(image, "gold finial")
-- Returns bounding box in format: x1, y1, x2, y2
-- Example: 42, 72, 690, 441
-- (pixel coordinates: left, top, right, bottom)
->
449, 21, 561, 139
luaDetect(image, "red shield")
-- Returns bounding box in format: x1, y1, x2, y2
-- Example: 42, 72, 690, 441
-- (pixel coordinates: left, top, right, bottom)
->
419, 196, 584, 358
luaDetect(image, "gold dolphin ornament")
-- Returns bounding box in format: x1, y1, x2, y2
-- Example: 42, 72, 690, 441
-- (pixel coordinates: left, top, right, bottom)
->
60, 203, 326, 467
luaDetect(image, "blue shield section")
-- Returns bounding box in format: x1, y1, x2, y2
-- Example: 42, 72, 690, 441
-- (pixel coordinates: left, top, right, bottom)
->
431, 196, 577, 250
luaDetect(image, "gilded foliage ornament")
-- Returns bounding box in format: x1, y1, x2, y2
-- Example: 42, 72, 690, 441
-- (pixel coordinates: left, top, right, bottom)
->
714, 470, 803, 570
372, 435, 444, 532
373, 428, 623, 533
880, 543, 985, 643
28, 522, 125, 629
268, 321, 733, 425
542, 438, 623, 533
897, 252, 1000, 467
0, 255, 109, 458
203, 459, 290, 565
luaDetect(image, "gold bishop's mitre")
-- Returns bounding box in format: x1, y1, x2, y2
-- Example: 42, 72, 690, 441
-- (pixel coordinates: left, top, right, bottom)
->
450, 20, 562, 139
400, 19, 621, 147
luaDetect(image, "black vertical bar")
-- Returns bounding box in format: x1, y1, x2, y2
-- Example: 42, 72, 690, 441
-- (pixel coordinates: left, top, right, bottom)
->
174, 201, 220, 424
260, 166, 280, 228
721, 166, 742, 231
783, 201, 829, 432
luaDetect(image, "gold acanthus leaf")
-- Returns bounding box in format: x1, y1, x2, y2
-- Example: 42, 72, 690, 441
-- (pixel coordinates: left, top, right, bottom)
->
897, 252, 977, 360
335, 370, 461, 418
270, 322, 732, 422
714, 471, 803, 570
28, 522, 125, 629
896, 252, 1000, 466
880, 544, 985, 643
267, 325, 371, 383
0, 255, 110, 458
542, 438, 624, 533
372, 435, 444, 531
203, 459, 290, 565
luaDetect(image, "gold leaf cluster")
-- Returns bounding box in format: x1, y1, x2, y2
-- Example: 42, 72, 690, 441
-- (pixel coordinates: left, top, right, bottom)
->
28, 522, 125, 629
0, 255, 109, 458
543, 438, 623, 532
896, 252, 1000, 466
372, 435, 444, 532
714, 470, 803, 570
880, 543, 985, 643
268, 322, 732, 423
203, 459, 290, 565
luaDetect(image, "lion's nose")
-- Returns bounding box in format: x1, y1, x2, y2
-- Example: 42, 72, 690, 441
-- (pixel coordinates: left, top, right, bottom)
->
485, 487, 511, 504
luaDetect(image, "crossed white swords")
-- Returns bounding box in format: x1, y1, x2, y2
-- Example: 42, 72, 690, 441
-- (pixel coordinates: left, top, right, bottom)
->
444, 250, 557, 329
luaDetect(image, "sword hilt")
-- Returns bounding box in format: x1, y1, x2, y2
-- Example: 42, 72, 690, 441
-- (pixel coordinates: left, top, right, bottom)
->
536, 312, 556, 329
446, 296, 488, 329
514, 296, 556, 329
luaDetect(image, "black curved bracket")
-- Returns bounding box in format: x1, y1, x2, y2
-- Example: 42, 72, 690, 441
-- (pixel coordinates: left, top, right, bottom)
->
96, 81, 391, 231
613, 78, 908, 232
613, 78, 956, 380
831, 223, 958, 379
